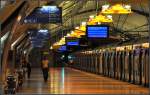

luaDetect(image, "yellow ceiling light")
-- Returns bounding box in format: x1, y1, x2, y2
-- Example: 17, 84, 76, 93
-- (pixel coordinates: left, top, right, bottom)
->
75, 26, 79, 29
87, 15, 97, 25
125, 45, 132, 50
66, 33, 71, 37
53, 45, 61, 50
79, 25, 86, 31
71, 31, 74, 34
101, 4, 132, 14
81, 21, 87, 26
50, 46, 53, 50
93, 14, 113, 23
87, 21, 97, 25
116, 46, 124, 51
142, 43, 149, 48
75, 30, 85, 36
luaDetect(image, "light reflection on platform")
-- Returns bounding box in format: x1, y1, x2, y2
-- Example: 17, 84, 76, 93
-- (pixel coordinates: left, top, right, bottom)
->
17, 67, 149, 94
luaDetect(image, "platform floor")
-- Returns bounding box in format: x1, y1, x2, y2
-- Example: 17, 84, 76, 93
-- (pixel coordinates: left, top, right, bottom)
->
17, 67, 149, 94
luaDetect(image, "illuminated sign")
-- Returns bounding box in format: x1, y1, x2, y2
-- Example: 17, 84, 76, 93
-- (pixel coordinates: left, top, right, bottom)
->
24, 6, 62, 23
66, 37, 79, 46
86, 25, 109, 38
58, 46, 67, 51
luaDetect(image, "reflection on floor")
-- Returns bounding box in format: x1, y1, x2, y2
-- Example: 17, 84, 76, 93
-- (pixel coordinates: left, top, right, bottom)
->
17, 67, 149, 94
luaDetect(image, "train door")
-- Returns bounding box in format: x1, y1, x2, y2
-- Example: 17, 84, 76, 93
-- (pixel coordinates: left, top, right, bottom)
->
85, 53, 88, 72
120, 51, 123, 80
128, 50, 132, 82
130, 49, 135, 83
82, 53, 84, 71
83, 53, 86, 71
133, 46, 141, 84
124, 47, 129, 82
82, 54, 85, 71
104, 51, 107, 76
79, 54, 82, 70
93, 52, 97, 73
107, 50, 111, 77
91, 53, 94, 73
145, 48, 149, 87
102, 51, 105, 75
106, 50, 109, 76
89, 53, 92, 72
139, 47, 143, 85
75, 54, 77, 68
78, 54, 80, 69
94, 52, 97, 74
87, 53, 90, 72
115, 50, 119, 79
113, 50, 116, 78
122, 49, 126, 81
110, 50, 115, 78
96, 51, 99, 74
79, 54, 81, 70
108, 51, 112, 77
75, 54, 78, 69
84, 54, 86, 71
99, 52, 103, 74
117, 50, 122, 80
141, 48, 146, 86
109, 51, 113, 77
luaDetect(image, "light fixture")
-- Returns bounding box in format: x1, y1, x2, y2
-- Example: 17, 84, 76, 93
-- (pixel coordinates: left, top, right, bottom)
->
50, 46, 53, 49
101, 4, 132, 14
81, 22, 87, 26
94, 14, 113, 23
75, 26, 79, 29
89, 15, 95, 19
142, 43, 149, 48
67, 33, 71, 37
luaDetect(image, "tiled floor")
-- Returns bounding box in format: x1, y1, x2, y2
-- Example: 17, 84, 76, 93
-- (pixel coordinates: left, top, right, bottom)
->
17, 67, 149, 94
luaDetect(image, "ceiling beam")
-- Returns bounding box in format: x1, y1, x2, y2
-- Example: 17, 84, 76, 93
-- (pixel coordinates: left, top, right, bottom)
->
132, 9, 149, 17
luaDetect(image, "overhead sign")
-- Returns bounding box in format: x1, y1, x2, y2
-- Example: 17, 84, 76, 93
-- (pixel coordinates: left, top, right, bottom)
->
86, 25, 109, 38
28, 29, 50, 48
66, 37, 79, 46
24, 6, 62, 24
58, 45, 67, 51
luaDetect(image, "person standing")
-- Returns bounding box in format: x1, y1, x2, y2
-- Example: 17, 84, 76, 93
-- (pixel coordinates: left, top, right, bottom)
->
21, 58, 26, 79
41, 57, 49, 82
26, 53, 31, 79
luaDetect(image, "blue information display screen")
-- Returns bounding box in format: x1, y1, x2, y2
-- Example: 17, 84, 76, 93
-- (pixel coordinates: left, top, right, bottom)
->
66, 38, 79, 46
67, 41, 79, 46
28, 29, 50, 48
24, 6, 62, 23
58, 46, 67, 51
86, 25, 109, 38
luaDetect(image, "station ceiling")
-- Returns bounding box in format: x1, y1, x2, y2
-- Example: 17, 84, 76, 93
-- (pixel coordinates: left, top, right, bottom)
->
1, 0, 149, 43
40, 0, 149, 40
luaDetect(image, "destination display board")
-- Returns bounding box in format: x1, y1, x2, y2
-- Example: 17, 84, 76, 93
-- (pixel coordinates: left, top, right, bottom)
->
24, 6, 62, 23
66, 37, 79, 46
86, 25, 109, 38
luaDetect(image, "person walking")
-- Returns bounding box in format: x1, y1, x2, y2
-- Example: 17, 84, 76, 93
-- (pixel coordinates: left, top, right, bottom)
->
27, 62, 31, 79
41, 57, 49, 82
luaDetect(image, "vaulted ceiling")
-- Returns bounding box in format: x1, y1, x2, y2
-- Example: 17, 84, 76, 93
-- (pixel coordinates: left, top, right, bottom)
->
38, 0, 149, 41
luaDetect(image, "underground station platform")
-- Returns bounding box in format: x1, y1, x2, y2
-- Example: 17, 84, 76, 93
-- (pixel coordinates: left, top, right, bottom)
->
0, 0, 150, 95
